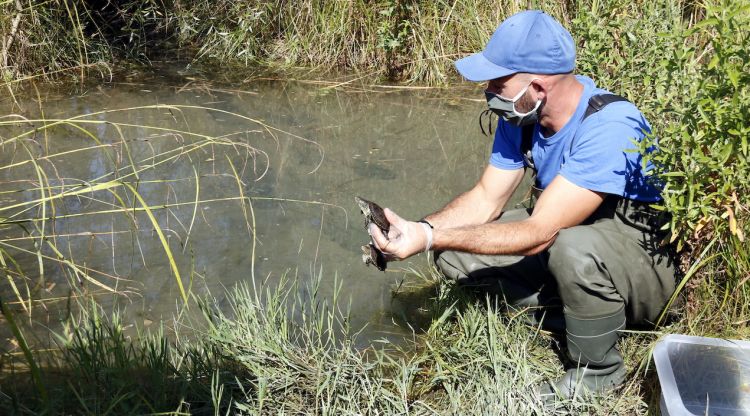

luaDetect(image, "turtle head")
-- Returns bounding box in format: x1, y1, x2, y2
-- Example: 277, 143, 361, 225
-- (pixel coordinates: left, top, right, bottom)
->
354, 196, 372, 216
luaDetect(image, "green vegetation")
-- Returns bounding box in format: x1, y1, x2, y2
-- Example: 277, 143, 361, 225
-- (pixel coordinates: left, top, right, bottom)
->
2, 271, 655, 414
0, 104, 272, 307
0, 1, 569, 84
0, 0, 748, 414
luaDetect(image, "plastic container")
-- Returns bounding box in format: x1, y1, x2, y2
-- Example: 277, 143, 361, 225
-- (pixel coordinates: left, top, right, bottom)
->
653, 334, 750, 416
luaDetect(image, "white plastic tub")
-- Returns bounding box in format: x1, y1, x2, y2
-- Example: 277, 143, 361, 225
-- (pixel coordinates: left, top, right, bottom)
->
653, 334, 750, 416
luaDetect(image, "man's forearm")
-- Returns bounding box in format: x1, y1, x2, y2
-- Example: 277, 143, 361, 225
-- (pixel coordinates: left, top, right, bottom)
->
432, 218, 557, 256
423, 187, 502, 230
423, 167, 523, 230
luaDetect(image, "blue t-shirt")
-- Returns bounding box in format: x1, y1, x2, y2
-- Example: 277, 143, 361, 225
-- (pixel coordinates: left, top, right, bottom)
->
489, 75, 661, 202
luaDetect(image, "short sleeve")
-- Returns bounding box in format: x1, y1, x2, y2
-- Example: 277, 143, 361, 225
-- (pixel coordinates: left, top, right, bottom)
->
559, 105, 652, 196
489, 120, 525, 170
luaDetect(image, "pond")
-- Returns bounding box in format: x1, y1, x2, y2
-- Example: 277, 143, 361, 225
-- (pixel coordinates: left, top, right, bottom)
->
0, 66, 522, 348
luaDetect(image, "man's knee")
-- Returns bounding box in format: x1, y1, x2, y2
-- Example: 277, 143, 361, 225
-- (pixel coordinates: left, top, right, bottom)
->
547, 226, 601, 283
434, 250, 468, 281
547, 227, 622, 313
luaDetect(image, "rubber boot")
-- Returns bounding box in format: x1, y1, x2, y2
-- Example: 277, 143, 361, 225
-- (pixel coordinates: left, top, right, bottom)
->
538, 306, 627, 402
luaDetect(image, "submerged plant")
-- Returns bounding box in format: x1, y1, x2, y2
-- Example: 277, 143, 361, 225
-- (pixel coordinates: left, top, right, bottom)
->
0, 95, 331, 412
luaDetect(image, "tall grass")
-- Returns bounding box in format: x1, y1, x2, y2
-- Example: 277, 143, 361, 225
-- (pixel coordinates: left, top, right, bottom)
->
0, 0, 111, 85
1, 269, 658, 414
0, 104, 276, 308
0, 1, 693, 84
146, 0, 575, 84
0, 99, 329, 413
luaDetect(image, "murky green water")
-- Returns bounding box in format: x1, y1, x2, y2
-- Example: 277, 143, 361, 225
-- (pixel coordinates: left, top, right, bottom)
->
0, 68, 508, 347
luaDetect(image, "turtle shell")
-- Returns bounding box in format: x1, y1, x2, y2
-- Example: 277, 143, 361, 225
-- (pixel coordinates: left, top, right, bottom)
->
355, 196, 390, 236
361, 244, 387, 271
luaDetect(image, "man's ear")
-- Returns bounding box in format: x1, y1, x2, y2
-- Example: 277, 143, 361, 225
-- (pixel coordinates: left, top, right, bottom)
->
530, 77, 547, 101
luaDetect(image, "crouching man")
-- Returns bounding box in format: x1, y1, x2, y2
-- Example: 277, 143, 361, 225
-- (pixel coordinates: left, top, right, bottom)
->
368, 10, 676, 400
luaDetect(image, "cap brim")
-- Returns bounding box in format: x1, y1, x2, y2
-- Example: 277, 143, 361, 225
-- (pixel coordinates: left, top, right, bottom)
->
455, 52, 516, 82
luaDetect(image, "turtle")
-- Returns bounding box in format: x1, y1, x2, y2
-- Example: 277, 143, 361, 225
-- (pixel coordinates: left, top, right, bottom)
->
355, 196, 390, 271
354, 196, 390, 237
361, 243, 387, 271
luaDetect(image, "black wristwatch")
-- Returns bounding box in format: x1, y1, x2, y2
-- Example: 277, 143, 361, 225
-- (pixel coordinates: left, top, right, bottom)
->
417, 219, 434, 229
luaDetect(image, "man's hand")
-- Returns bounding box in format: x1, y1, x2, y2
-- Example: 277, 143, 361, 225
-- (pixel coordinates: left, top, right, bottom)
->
369, 208, 429, 261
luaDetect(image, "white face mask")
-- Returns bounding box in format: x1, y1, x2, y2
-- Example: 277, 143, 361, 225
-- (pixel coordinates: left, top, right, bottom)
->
484, 79, 542, 127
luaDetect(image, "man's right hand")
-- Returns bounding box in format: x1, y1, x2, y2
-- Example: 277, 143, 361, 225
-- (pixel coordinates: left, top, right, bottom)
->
369, 208, 430, 261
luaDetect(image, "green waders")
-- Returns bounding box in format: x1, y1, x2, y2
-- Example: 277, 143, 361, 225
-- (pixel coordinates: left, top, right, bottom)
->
434, 196, 677, 399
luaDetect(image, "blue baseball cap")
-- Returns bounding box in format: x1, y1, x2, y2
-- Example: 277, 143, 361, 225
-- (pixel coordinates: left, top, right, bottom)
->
455, 10, 576, 81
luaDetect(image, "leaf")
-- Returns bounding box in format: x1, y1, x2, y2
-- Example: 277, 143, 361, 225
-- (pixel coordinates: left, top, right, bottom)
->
693, 17, 720, 30
727, 66, 740, 89
707, 55, 720, 70
694, 216, 710, 236
718, 142, 733, 164
726, 205, 744, 242
122, 182, 188, 306
731, 193, 746, 242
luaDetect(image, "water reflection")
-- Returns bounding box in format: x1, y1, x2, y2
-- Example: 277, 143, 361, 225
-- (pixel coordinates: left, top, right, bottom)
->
0, 69, 493, 348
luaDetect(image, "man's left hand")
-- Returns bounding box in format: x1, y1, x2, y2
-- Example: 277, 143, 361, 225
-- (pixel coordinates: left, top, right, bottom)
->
369, 208, 429, 261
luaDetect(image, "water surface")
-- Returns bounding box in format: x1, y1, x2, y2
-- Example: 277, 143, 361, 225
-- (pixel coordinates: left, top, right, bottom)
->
0, 68, 515, 347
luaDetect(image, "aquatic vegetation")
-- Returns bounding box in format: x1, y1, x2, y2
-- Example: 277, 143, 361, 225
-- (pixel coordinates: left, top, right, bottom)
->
0, 104, 281, 306
0, 98, 333, 411
0, 270, 656, 414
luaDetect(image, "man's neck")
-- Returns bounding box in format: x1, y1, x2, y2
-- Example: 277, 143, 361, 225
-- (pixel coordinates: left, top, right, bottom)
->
539, 76, 584, 135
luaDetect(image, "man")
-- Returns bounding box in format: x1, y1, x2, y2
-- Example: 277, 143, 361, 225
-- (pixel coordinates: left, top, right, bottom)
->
368, 10, 676, 400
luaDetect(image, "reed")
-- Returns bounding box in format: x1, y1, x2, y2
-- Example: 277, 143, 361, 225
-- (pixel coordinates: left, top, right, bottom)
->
0, 105, 269, 308
1, 269, 662, 414
0, 100, 327, 411
0, 1, 700, 85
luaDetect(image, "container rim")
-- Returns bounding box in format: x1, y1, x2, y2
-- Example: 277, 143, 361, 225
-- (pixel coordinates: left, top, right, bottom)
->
653, 334, 750, 416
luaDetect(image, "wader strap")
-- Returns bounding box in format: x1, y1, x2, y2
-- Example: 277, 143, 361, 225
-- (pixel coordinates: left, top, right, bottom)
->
583, 94, 629, 120
520, 93, 630, 188
521, 124, 535, 170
